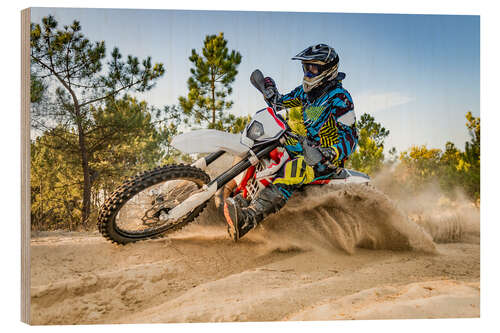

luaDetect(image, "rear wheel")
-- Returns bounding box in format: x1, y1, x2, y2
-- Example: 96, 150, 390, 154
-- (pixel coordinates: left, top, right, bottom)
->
98, 164, 211, 244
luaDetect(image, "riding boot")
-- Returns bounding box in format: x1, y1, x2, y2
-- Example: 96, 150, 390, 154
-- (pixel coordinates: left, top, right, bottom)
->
233, 193, 250, 208
224, 184, 287, 241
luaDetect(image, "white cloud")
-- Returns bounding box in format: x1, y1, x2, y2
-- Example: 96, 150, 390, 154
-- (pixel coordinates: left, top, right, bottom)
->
354, 92, 415, 114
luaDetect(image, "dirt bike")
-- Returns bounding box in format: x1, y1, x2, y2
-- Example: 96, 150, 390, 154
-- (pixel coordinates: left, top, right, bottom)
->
98, 70, 370, 244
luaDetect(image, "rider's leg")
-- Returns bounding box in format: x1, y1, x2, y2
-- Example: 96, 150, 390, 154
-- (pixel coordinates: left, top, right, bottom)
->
224, 156, 314, 241
224, 183, 286, 241
272, 155, 315, 198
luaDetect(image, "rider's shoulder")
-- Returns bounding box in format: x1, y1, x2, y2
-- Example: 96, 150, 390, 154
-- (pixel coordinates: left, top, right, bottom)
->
290, 85, 307, 99
327, 82, 353, 102
295, 84, 306, 94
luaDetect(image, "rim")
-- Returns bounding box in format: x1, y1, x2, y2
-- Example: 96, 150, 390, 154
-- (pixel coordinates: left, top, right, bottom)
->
113, 178, 204, 237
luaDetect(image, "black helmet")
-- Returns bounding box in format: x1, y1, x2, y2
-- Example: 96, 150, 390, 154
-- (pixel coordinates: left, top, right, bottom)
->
292, 44, 344, 92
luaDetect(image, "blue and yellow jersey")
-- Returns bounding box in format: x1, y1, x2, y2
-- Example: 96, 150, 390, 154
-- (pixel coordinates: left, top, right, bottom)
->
276, 81, 358, 165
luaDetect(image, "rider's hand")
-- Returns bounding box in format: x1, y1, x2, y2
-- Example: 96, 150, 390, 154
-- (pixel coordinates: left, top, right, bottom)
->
264, 77, 276, 90
263, 77, 280, 102
300, 137, 338, 167
300, 136, 324, 166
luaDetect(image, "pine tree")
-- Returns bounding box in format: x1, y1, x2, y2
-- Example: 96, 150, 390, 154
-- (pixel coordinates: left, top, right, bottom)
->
346, 113, 390, 175
31, 96, 172, 230
179, 33, 244, 131
30, 15, 165, 228
461, 112, 480, 200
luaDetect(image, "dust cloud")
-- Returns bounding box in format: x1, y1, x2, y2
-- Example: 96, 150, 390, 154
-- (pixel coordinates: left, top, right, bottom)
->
201, 158, 479, 255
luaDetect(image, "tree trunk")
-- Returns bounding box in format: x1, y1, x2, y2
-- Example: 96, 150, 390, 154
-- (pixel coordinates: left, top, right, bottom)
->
211, 80, 216, 126
74, 105, 92, 229
79, 132, 91, 229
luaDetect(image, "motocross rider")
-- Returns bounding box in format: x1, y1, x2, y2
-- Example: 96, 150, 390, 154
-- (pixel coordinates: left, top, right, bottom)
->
224, 44, 358, 241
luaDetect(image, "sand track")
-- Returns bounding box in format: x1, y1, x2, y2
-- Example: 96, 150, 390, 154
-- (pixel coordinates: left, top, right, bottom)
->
30, 184, 480, 324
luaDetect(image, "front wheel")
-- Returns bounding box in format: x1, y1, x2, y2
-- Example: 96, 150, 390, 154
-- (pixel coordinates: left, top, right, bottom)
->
98, 164, 211, 244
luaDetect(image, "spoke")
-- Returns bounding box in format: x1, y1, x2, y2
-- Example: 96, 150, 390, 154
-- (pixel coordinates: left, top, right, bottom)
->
114, 179, 201, 234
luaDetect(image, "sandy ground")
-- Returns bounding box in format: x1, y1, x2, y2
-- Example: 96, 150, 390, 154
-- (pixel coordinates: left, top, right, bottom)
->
30, 184, 480, 324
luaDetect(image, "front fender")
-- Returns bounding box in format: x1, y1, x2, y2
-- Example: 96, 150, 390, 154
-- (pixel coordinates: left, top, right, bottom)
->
171, 129, 250, 157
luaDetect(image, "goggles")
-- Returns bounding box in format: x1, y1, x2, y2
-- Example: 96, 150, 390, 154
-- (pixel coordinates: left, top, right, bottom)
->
302, 63, 322, 78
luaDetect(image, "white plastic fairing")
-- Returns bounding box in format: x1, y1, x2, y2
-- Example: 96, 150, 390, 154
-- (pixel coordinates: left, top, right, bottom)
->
328, 169, 370, 185
241, 108, 285, 147
171, 130, 249, 157
255, 150, 289, 179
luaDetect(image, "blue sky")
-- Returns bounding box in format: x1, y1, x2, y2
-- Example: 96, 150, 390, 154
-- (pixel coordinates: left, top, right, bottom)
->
31, 8, 479, 153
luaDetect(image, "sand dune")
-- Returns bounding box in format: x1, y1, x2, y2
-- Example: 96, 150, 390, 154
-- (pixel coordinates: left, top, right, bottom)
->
30, 184, 480, 324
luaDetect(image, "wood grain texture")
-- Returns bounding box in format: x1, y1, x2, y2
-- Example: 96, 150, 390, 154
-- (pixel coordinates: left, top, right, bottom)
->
21, 7, 31, 325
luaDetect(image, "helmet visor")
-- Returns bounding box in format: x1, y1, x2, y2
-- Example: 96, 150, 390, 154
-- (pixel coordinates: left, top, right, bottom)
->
302, 63, 322, 78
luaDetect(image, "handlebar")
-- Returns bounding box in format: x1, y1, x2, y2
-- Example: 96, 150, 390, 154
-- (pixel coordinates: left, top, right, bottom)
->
250, 69, 281, 106
250, 69, 267, 94
250, 69, 308, 142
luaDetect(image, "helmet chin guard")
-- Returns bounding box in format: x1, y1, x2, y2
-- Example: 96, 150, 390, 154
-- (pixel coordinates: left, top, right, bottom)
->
302, 62, 338, 92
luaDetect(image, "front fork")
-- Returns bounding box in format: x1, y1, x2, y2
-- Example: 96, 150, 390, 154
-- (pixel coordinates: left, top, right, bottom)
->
180, 142, 281, 218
